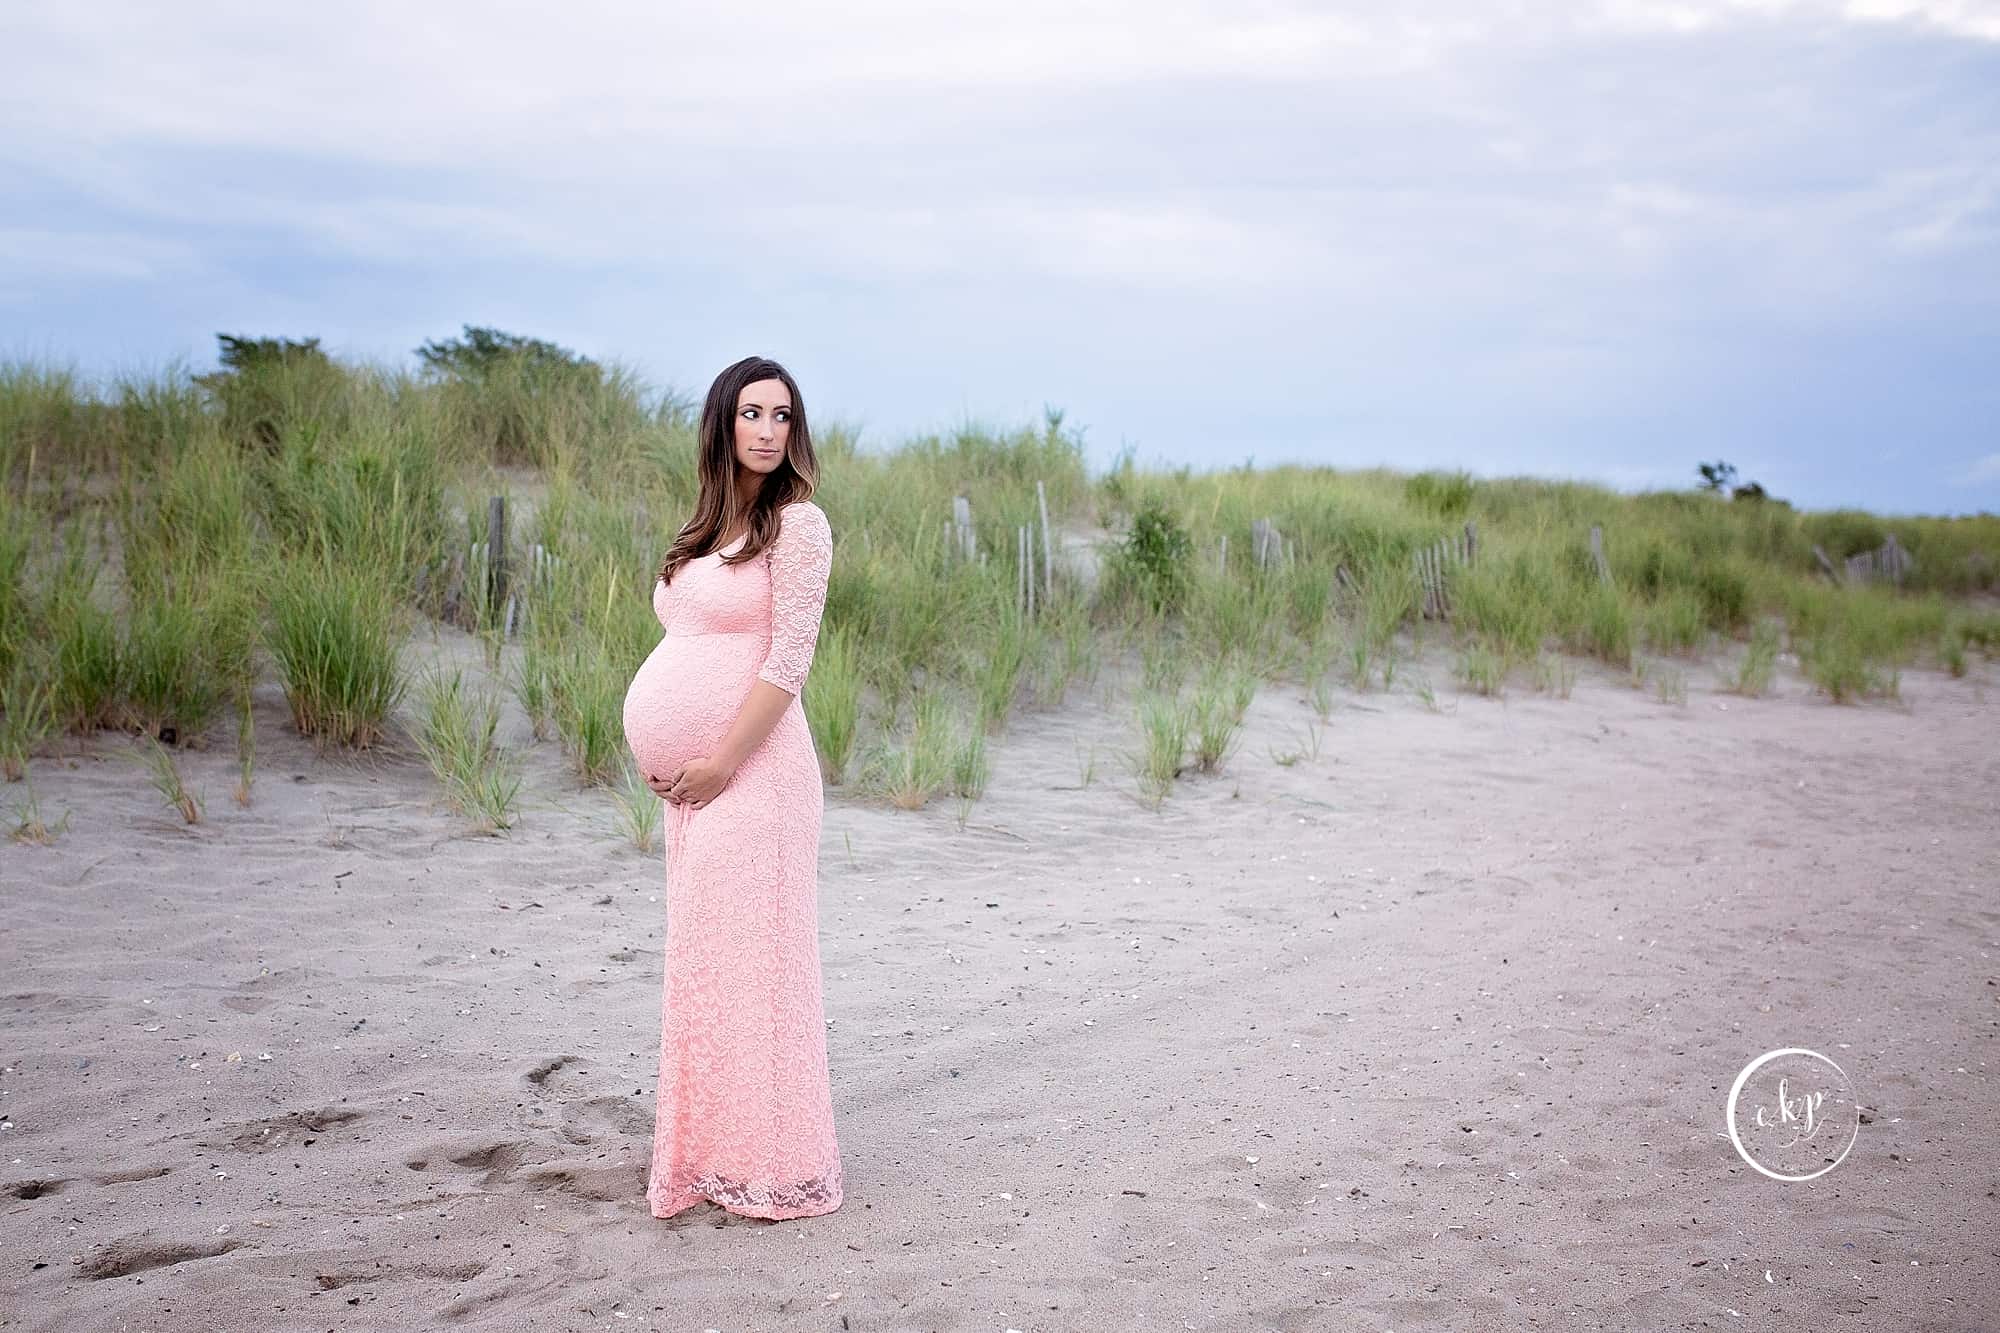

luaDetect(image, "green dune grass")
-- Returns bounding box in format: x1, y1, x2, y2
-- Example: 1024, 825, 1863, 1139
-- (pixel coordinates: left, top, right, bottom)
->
1, 347, 1994, 830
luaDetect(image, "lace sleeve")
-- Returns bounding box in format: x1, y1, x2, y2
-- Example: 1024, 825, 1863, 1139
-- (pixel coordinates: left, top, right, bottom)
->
758, 502, 833, 696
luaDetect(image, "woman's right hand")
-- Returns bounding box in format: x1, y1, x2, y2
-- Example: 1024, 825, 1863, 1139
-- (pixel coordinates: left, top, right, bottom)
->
645, 771, 679, 804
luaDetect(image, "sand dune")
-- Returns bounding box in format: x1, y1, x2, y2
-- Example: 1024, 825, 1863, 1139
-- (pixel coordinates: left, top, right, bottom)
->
1, 634, 1994, 1331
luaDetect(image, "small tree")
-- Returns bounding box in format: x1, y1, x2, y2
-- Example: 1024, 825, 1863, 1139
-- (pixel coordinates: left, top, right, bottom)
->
415, 325, 600, 386
193, 334, 343, 446
201, 334, 332, 376
1697, 459, 1784, 505
414, 326, 609, 464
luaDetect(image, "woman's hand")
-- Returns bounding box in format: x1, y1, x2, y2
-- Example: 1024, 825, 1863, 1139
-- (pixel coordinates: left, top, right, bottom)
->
648, 755, 736, 810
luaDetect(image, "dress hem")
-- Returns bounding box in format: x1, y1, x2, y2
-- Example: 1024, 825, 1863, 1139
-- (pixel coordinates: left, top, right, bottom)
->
647, 1188, 844, 1223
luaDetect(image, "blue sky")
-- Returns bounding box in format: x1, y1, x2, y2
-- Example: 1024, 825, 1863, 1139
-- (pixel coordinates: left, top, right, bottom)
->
3, 2, 1996, 514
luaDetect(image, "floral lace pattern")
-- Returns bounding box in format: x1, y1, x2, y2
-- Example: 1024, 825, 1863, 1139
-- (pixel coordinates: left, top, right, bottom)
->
622, 500, 843, 1222
757, 500, 834, 696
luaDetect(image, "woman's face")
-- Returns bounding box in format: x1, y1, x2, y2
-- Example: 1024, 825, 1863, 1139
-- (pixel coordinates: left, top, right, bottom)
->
732, 377, 792, 487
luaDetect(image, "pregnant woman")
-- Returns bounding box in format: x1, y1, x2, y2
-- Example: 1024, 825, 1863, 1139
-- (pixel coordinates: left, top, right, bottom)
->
621, 355, 843, 1221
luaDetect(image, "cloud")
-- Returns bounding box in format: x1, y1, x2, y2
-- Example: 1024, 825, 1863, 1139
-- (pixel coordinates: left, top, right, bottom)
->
1, 1, 1995, 510
0, 227, 194, 282
6, 6, 1993, 320
1841, 0, 2000, 41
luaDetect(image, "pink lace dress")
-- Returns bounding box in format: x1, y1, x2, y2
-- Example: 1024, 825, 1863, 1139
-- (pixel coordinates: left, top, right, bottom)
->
620, 499, 843, 1221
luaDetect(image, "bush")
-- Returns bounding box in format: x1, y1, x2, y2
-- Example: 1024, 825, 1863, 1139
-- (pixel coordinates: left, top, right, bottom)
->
194, 334, 347, 447
1802, 509, 1889, 560
1109, 500, 1193, 615
416, 325, 600, 385
1405, 469, 1475, 518
415, 325, 629, 466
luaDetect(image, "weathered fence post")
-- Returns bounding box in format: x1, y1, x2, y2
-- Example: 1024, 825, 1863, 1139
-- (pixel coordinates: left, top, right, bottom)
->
1037, 479, 1054, 603
1218, 532, 1228, 575
1017, 523, 1036, 618
953, 495, 975, 562
1413, 525, 1476, 620
1884, 532, 1909, 587
442, 549, 467, 626
1588, 524, 1612, 585
1251, 517, 1283, 570
1416, 542, 1432, 619
487, 496, 508, 626
1019, 523, 1036, 617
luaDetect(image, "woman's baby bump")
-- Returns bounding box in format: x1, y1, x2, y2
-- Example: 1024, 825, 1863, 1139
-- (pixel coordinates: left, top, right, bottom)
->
622, 631, 766, 778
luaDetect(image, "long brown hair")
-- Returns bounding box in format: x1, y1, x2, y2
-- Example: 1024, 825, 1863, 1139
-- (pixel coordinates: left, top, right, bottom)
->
658, 355, 819, 586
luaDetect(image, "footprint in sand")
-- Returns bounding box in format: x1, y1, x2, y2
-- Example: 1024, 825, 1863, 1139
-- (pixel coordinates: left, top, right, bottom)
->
77, 1233, 245, 1280
407, 1134, 645, 1206
314, 1258, 488, 1291
403, 1057, 653, 1210
205, 1105, 365, 1154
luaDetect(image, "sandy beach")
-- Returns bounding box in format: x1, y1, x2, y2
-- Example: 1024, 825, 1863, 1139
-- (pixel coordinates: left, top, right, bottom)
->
2, 632, 1994, 1331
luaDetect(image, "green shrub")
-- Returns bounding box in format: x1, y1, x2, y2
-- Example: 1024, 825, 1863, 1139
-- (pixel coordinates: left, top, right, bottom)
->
1802, 509, 1888, 560
1405, 469, 1475, 518
1109, 500, 1193, 615
193, 334, 348, 447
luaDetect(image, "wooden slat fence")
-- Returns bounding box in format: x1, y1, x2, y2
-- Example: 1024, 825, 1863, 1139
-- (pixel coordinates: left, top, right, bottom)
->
1415, 521, 1478, 619
1842, 533, 1912, 587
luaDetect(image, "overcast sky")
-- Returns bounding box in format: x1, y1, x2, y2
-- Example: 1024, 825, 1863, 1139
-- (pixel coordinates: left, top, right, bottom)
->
3, 1, 1996, 514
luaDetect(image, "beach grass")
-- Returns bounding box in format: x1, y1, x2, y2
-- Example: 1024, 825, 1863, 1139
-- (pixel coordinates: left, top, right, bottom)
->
267, 557, 408, 749
860, 687, 958, 809
7, 779, 68, 845
413, 665, 521, 831
1, 351, 1995, 835
1134, 686, 1192, 806
614, 756, 662, 852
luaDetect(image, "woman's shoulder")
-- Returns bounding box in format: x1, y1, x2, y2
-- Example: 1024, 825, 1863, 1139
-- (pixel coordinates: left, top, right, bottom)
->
777, 499, 832, 538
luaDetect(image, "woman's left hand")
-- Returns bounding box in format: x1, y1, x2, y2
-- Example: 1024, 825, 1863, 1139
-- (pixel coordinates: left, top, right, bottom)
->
657, 755, 735, 809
